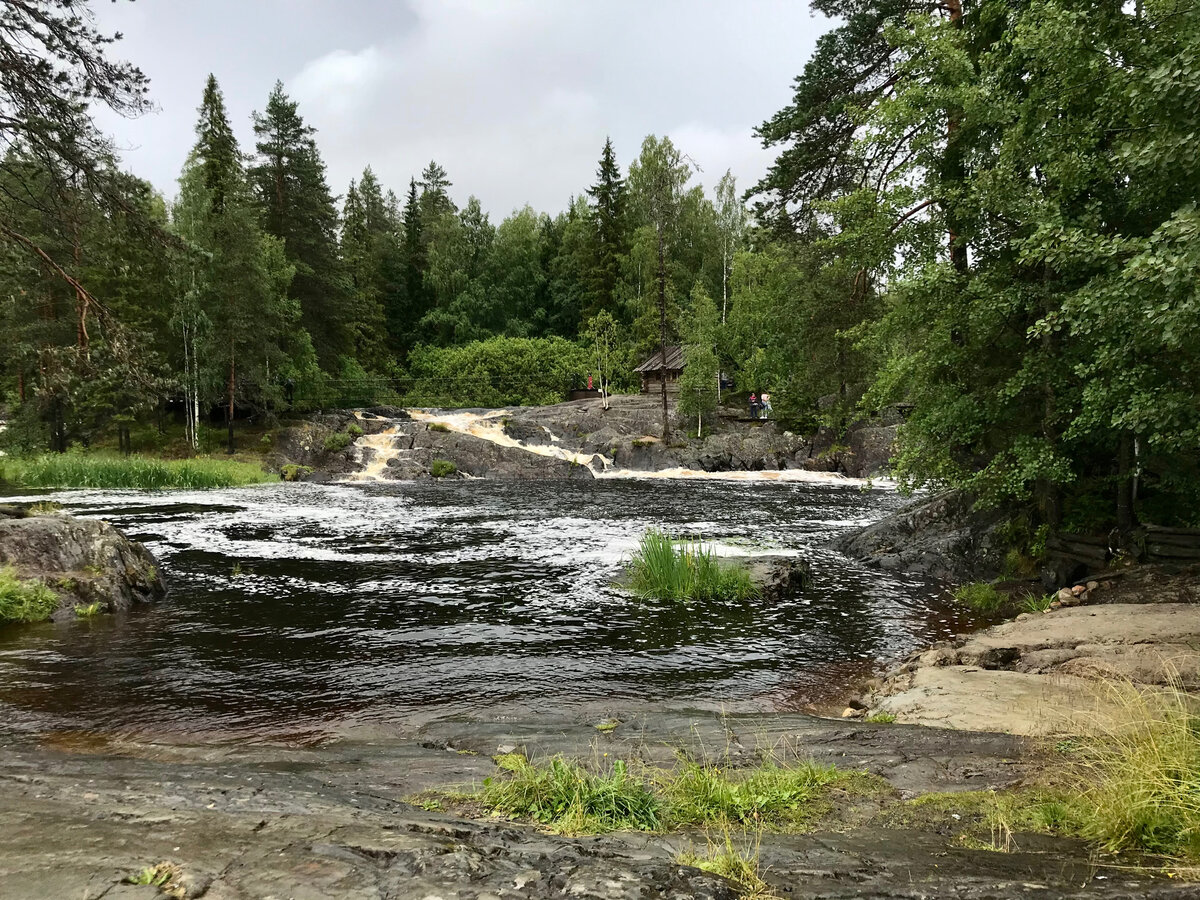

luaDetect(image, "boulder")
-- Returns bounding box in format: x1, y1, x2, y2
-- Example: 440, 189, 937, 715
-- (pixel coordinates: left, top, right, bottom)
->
830, 490, 1011, 582
0, 512, 166, 621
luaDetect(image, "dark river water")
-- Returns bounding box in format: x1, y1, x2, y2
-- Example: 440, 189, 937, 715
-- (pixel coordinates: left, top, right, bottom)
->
0, 478, 970, 741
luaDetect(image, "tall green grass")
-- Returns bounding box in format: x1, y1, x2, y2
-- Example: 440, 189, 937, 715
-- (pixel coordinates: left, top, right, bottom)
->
0, 566, 58, 623
952, 582, 1007, 614
663, 759, 847, 829
626, 530, 758, 601
1076, 682, 1200, 858
0, 454, 269, 490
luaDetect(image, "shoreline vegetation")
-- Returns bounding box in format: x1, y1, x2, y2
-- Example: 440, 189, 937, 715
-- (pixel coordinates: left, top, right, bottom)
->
624, 529, 758, 601
0, 454, 271, 491
460, 680, 1200, 870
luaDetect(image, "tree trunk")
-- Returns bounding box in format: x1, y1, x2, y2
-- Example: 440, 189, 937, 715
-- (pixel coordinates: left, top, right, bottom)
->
226, 344, 236, 456
1116, 431, 1136, 535
658, 224, 669, 442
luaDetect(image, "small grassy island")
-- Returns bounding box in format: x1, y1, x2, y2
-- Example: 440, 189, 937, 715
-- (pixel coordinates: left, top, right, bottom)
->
625, 530, 758, 601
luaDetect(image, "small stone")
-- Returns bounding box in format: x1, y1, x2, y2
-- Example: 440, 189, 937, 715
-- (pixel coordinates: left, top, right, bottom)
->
1086, 581, 1099, 592
1016, 612, 1033, 621
1061, 596, 1080, 607
1050, 600, 1062, 610
1071, 584, 1086, 596
496, 743, 517, 755
1057, 588, 1074, 602
846, 698, 868, 710
842, 707, 865, 719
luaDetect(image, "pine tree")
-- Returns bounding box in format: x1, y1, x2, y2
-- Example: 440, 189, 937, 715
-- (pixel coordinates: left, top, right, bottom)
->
338, 167, 396, 368
250, 81, 354, 370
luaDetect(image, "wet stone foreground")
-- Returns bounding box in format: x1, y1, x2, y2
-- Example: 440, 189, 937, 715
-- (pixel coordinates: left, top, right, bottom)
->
0, 709, 1188, 900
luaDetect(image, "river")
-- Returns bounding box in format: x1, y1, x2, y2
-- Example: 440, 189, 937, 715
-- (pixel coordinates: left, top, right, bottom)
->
0, 478, 971, 742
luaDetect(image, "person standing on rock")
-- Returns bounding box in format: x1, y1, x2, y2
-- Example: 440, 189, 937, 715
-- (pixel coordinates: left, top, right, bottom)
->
760, 392, 772, 419
749, 393, 759, 419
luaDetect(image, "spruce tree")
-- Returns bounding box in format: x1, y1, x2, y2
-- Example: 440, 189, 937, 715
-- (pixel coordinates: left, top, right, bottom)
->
194, 75, 240, 214
250, 81, 354, 370
585, 137, 625, 317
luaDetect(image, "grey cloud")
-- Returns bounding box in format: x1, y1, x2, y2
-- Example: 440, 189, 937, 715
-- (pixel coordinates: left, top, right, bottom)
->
92, 0, 828, 214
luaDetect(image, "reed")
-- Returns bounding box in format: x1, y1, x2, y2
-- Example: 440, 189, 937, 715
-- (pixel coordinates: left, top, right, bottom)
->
0, 454, 269, 490
626, 530, 758, 601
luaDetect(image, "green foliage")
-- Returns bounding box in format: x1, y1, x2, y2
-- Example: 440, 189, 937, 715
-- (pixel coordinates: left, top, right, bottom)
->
625, 530, 758, 602
678, 285, 721, 435
480, 754, 661, 835
430, 459, 457, 478
125, 862, 182, 894
0, 454, 268, 489
280, 464, 312, 482
405, 336, 591, 407
322, 432, 353, 453
73, 602, 103, 618
865, 712, 897, 724
346, 423, 364, 437
428, 422, 450, 433
0, 568, 57, 624
952, 583, 1007, 614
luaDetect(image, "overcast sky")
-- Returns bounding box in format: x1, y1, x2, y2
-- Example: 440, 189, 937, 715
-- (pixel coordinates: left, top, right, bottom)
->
90, 1, 830, 217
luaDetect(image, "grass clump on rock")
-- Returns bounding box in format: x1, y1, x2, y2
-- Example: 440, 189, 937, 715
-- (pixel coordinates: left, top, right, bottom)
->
481, 753, 661, 835
431, 459, 457, 478
0, 566, 58, 623
0, 454, 268, 490
677, 832, 774, 899
626, 530, 758, 601
323, 431, 353, 453
952, 582, 1007, 614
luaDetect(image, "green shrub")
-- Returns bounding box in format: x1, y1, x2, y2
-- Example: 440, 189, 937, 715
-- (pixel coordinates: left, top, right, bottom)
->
428, 422, 450, 433
347, 423, 364, 437
677, 833, 773, 899
0, 567, 58, 623
625, 530, 758, 601
74, 602, 103, 618
481, 753, 661, 835
431, 459, 457, 478
0, 454, 268, 490
280, 464, 313, 482
323, 432, 353, 453
865, 711, 897, 724
952, 582, 1007, 614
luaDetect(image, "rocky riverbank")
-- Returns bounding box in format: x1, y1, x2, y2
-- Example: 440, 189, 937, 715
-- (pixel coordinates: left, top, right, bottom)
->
273, 394, 899, 482
0, 707, 1190, 899
0, 506, 166, 621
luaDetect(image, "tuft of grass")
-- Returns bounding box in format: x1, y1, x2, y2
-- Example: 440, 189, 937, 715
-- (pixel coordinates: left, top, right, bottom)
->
663, 759, 848, 830
480, 753, 661, 835
891, 788, 1083, 852
0, 453, 268, 490
73, 601, 103, 618
626, 530, 758, 602
952, 582, 1007, 614
428, 422, 450, 433
865, 711, 897, 724
323, 432, 353, 453
125, 861, 184, 897
677, 831, 775, 898
431, 459, 457, 478
1073, 682, 1200, 858
0, 567, 58, 624
347, 423, 364, 437
1020, 593, 1056, 614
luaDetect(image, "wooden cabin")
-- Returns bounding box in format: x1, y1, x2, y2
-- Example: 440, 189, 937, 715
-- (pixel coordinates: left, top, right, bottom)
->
634, 345, 685, 394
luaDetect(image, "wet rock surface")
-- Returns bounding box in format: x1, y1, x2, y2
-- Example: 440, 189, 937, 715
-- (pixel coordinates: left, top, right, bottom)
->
0, 510, 165, 619
0, 708, 1186, 899
831, 490, 1011, 582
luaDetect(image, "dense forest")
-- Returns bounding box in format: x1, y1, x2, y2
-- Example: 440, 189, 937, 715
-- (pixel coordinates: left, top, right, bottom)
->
1, 0, 1198, 531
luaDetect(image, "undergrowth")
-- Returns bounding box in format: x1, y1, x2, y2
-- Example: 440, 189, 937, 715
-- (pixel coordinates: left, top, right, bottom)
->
0, 454, 269, 490
626, 529, 758, 601
952, 582, 1007, 614
431, 459, 457, 478
0, 566, 58, 623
